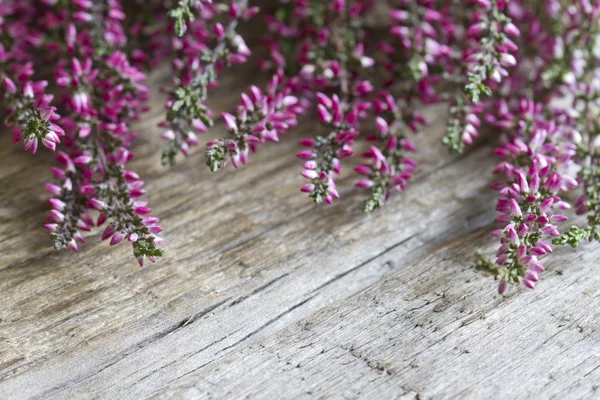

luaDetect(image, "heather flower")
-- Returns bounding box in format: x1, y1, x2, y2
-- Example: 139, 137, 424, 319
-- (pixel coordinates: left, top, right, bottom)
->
549, 2, 600, 248
297, 93, 364, 204
35, 0, 164, 263
463, 0, 520, 104
161, 0, 258, 166
205, 71, 305, 171
3, 0, 600, 291
356, 92, 422, 212
442, 0, 520, 153
0, 1, 64, 155
2, 78, 64, 153
387, 0, 448, 84
478, 100, 579, 292
487, 170, 567, 292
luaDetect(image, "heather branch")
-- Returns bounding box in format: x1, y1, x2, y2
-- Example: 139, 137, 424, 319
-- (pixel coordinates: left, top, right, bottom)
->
442, 0, 519, 154
168, 0, 202, 37
356, 93, 421, 212
41, 0, 164, 263
205, 71, 304, 171
463, 0, 518, 104
0, 4, 64, 154
161, 0, 258, 166
551, 4, 600, 247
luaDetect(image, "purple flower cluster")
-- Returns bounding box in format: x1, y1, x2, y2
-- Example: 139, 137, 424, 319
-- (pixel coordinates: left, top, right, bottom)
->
297, 92, 365, 204
206, 70, 306, 171
160, 0, 259, 166
474, 1, 600, 292
3, 0, 600, 292
354, 92, 422, 211
3, 0, 164, 263
488, 101, 578, 292
1, 2, 64, 154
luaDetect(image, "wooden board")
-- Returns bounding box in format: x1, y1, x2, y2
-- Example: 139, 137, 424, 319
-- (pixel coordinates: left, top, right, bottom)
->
1, 67, 599, 400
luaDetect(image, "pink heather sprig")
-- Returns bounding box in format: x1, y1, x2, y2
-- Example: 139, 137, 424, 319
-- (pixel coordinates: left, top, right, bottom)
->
360, 0, 457, 212
91, 148, 166, 267
38, 1, 164, 264
443, 0, 520, 153
259, 0, 377, 105
1, 1, 64, 154
46, 52, 164, 264
354, 92, 422, 212
489, 168, 568, 293
262, 0, 375, 85
161, 0, 258, 166
472, 1, 600, 292
205, 0, 378, 207
2, 77, 65, 153
351, 1, 452, 212
280, 1, 376, 204
297, 92, 367, 204
200, 0, 380, 207
205, 70, 305, 171
45, 149, 165, 266
463, 0, 520, 104
44, 153, 92, 253
387, 0, 448, 85
549, 1, 600, 248
478, 100, 579, 293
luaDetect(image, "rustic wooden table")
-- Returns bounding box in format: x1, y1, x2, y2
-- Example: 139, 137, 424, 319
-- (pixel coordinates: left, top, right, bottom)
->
1, 69, 599, 400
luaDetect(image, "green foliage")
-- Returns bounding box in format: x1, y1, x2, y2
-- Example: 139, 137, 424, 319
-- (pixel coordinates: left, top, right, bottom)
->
24, 112, 52, 140
475, 253, 500, 275
168, 0, 198, 37
553, 226, 592, 248
362, 198, 382, 213
465, 67, 492, 105
363, 183, 386, 213
308, 180, 330, 205
205, 146, 227, 172
443, 106, 467, 154
162, 143, 180, 167
133, 238, 165, 258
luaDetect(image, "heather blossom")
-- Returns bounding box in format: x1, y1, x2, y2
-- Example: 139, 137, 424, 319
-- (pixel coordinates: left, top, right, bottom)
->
3, 77, 64, 153
477, 97, 580, 292
354, 92, 422, 212
9, 0, 166, 264
160, 0, 259, 166
205, 70, 305, 171
297, 92, 364, 204
487, 166, 570, 292
1, 2, 64, 154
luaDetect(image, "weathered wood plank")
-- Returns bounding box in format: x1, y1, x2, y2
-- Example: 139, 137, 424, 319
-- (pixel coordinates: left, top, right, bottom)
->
154, 233, 600, 400
1, 66, 595, 400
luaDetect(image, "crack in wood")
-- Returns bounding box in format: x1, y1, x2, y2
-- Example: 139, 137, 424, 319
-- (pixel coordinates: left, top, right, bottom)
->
228, 272, 292, 307
308, 233, 417, 296
218, 294, 318, 356
35, 297, 231, 399
158, 294, 320, 389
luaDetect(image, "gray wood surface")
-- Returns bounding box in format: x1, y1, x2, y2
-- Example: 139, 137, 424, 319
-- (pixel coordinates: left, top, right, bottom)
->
1, 68, 599, 400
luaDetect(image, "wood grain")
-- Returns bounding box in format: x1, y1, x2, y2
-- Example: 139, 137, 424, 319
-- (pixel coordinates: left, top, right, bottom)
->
0, 68, 598, 400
